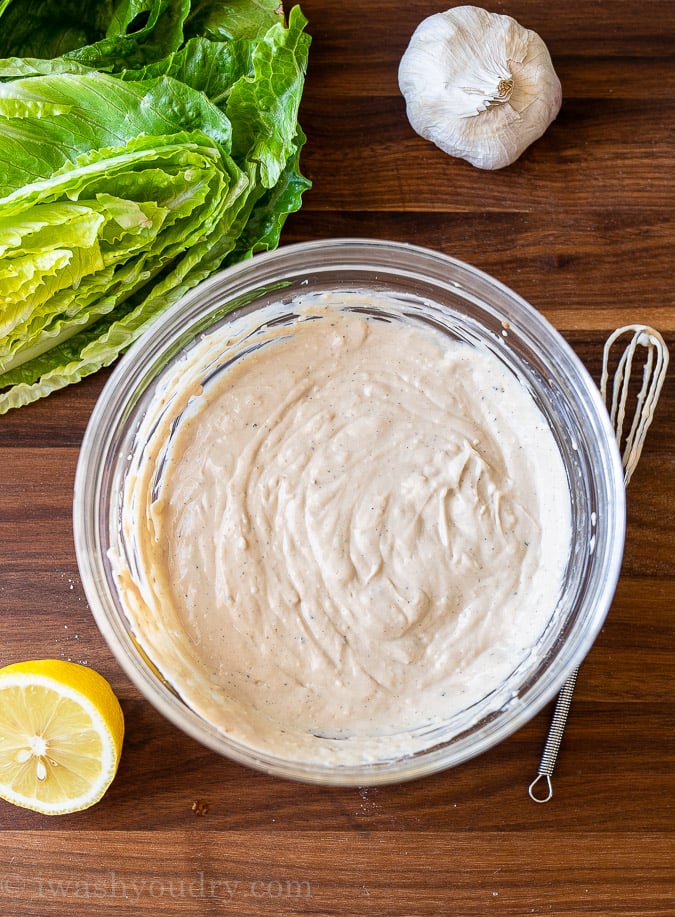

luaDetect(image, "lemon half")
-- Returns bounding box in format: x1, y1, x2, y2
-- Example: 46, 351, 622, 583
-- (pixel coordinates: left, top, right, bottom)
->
0, 659, 124, 815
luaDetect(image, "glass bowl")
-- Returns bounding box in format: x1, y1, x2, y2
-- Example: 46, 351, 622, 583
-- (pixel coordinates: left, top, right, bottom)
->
73, 238, 626, 785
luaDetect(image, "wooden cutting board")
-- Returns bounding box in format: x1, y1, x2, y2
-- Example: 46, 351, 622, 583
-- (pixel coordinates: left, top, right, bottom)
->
1, 2, 673, 914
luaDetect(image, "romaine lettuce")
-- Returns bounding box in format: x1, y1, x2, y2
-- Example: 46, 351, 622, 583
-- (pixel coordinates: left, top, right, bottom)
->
0, 0, 310, 412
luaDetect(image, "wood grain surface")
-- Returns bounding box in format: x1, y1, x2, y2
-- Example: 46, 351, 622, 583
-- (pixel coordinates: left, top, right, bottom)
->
1, 2, 673, 915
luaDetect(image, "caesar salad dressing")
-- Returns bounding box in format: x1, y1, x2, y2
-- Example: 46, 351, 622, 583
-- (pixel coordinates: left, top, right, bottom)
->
114, 295, 572, 765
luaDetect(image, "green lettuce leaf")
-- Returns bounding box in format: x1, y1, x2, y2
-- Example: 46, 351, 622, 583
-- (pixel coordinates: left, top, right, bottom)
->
0, 1, 310, 412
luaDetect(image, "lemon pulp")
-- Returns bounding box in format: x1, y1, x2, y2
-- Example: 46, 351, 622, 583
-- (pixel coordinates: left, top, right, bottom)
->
0, 659, 124, 815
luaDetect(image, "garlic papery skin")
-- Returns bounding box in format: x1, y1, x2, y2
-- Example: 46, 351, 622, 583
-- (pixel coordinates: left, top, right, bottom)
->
398, 6, 562, 170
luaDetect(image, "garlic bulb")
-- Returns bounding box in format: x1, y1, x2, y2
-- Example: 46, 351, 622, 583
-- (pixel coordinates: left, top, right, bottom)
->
398, 5, 562, 170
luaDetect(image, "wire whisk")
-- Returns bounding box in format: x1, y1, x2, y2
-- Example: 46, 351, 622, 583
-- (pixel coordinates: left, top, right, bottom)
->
529, 324, 669, 803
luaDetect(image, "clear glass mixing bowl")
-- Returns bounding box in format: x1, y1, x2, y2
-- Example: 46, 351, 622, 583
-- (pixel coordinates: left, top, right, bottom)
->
73, 238, 625, 785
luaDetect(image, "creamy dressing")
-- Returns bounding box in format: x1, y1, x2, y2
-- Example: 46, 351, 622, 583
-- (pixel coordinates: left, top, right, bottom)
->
113, 294, 572, 765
